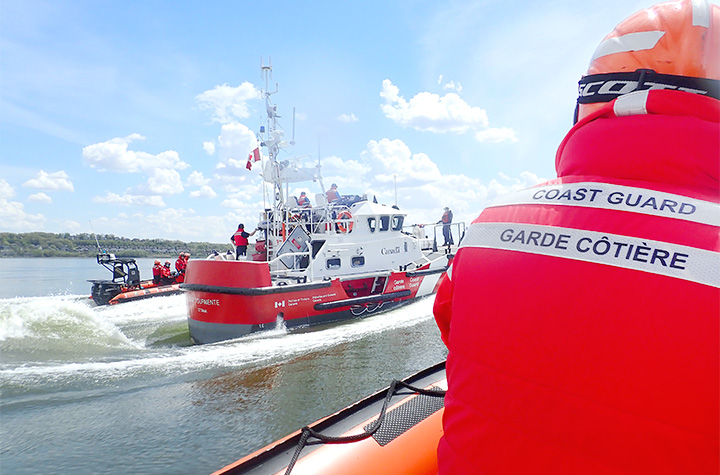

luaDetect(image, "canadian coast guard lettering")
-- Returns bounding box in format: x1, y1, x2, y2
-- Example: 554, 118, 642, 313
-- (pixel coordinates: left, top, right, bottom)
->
381, 246, 402, 255
463, 222, 720, 288
487, 182, 720, 226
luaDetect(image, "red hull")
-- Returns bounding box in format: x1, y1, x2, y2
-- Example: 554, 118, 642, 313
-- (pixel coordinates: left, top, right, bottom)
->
182, 260, 444, 344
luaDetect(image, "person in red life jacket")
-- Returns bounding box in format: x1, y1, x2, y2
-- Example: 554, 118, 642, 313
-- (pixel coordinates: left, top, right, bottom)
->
297, 191, 311, 208
160, 260, 175, 285
326, 183, 340, 203
433, 1, 720, 473
438, 207, 453, 246
152, 259, 163, 285
174, 253, 187, 283
231, 224, 256, 260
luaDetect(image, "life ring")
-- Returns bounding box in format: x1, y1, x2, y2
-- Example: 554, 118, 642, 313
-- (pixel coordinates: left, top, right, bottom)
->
336, 210, 354, 233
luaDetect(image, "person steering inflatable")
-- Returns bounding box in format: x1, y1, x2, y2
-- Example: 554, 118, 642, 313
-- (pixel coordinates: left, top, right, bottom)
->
434, 1, 720, 473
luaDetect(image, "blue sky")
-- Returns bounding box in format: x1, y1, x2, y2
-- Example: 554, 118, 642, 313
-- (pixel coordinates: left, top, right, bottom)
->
1, 0, 694, 243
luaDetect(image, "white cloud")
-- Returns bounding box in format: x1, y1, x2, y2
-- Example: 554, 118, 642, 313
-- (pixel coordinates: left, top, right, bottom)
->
299, 138, 546, 227
203, 141, 216, 155
90, 207, 259, 244
0, 179, 15, 199
189, 185, 218, 199
187, 170, 210, 186
63, 220, 83, 233
0, 198, 45, 231
380, 79, 488, 133
220, 197, 245, 209
361, 138, 441, 186
93, 192, 166, 207
144, 168, 184, 196
214, 122, 260, 174
0, 180, 47, 230
28, 192, 52, 203
22, 170, 74, 191
196, 82, 260, 124
337, 113, 358, 123
475, 127, 519, 143
82, 134, 190, 173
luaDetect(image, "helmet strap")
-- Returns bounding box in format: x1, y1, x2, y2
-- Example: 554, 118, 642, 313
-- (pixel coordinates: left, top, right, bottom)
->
577, 70, 720, 105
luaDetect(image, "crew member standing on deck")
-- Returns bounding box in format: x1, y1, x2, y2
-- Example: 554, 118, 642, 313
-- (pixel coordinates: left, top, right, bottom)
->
326, 183, 340, 203
152, 260, 163, 285
438, 207, 453, 246
231, 224, 257, 260
175, 253, 187, 274
298, 191, 311, 208
434, 1, 720, 473
175, 253, 188, 283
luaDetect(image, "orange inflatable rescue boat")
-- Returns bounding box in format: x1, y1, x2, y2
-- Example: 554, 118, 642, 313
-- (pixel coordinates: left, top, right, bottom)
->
213, 361, 446, 475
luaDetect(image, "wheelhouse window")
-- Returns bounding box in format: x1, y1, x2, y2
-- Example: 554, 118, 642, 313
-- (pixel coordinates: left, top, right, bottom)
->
391, 215, 404, 231
351, 256, 365, 267
379, 215, 390, 231
326, 258, 341, 270
367, 217, 377, 233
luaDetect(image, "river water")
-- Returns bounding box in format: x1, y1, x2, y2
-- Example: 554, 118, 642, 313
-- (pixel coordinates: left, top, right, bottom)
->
0, 258, 448, 474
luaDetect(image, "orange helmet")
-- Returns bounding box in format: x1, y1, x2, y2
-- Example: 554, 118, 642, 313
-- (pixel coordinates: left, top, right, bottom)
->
576, 0, 720, 122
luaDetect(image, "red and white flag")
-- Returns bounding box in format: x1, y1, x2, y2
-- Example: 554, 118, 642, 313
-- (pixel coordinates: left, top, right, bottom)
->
246, 147, 261, 171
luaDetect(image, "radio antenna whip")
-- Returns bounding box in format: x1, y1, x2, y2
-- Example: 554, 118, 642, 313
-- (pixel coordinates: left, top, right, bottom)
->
89, 220, 105, 253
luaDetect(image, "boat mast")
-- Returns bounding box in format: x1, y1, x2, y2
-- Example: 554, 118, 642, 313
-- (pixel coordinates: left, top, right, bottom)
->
259, 57, 290, 250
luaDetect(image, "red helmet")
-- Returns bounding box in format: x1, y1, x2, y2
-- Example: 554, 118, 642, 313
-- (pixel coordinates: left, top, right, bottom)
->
576, 0, 720, 122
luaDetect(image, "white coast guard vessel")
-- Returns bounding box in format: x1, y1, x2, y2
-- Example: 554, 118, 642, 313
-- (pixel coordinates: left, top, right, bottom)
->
182, 63, 462, 344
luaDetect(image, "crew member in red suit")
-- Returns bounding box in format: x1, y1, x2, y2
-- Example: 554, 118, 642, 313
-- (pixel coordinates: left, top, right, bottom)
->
152, 259, 163, 285
160, 261, 174, 285
231, 224, 256, 260
175, 253, 187, 283
297, 191, 311, 208
434, 1, 720, 473
326, 183, 340, 203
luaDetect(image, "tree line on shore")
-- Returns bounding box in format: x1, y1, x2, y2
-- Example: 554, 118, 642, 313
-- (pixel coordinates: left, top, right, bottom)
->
0, 232, 229, 258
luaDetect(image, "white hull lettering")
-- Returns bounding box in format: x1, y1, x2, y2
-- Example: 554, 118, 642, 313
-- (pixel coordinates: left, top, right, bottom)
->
488, 182, 719, 226
462, 222, 720, 288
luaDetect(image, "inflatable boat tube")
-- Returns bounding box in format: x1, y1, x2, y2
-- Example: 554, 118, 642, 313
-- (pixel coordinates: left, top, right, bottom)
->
213, 361, 446, 475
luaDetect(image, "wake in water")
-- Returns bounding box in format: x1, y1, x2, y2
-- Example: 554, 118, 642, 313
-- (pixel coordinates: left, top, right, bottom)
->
0, 293, 436, 401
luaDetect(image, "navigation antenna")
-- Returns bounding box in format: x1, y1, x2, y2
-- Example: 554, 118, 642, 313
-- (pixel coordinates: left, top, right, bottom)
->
291, 107, 296, 145
88, 220, 105, 254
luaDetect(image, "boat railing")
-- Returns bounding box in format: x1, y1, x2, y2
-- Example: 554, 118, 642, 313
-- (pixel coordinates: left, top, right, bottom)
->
278, 202, 357, 236
404, 221, 466, 252
411, 250, 452, 270
268, 249, 312, 277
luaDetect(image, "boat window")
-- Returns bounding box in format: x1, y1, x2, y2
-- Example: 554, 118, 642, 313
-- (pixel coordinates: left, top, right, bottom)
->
391, 215, 404, 231
351, 256, 365, 267
379, 215, 390, 231
367, 217, 376, 233
311, 240, 326, 258
326, 258, 341, 270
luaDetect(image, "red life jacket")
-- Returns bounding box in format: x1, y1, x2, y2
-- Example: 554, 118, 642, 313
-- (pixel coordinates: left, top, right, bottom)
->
175, 257, 186, 273
441, 211, 452, 224
434, 90, 720, 474
326, 189, 340, 202
233, 230, 249, 246
152, 264, 162, 277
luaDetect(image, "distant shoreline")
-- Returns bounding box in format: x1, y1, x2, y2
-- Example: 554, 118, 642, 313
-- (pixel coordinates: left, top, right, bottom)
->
0, 231, 227, 259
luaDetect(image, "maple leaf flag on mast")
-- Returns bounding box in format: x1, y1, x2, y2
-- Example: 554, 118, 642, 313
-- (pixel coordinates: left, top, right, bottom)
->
245, 147, 261, 170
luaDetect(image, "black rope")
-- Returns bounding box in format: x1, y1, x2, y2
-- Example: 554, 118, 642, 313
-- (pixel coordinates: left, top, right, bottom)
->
283, 380, 446, 474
